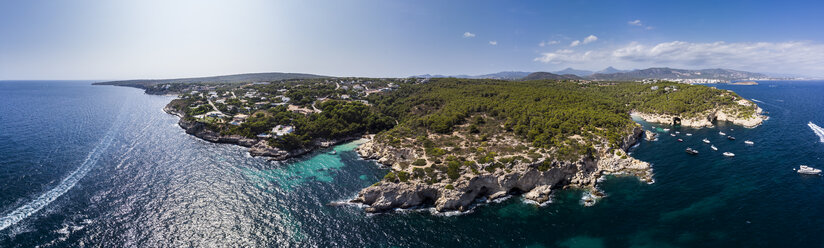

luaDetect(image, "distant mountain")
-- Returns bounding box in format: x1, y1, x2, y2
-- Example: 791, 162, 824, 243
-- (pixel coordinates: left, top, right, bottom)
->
552, 68, 593, 77
595, 66, 628, 74
587, 67, 768, 81
522, 72, 583, 81
410, 71, 532, 80
473, 71, 532, 80
94, 72, 328, 88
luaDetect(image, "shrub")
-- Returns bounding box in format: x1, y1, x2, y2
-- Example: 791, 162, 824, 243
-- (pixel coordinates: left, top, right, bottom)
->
383, 172, 397, 182
412, 159, 427, 166
397, 171, 410, 182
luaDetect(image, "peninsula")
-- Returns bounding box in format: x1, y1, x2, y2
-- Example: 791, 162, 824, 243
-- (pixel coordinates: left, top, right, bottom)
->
96, 76, 766, 213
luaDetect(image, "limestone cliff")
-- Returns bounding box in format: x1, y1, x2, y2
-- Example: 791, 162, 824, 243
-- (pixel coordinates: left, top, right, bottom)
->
352, 127, 652, 213
630, 99, 767, 128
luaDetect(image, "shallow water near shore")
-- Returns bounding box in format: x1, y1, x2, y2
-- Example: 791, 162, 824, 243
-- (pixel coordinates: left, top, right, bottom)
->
1, 80, 823, 247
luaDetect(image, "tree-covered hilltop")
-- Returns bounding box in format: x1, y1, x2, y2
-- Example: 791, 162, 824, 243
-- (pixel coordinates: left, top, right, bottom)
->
364, 78, 759, 171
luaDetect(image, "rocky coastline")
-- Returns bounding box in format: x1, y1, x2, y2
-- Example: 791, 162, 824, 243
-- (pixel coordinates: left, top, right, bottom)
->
350, 127, 652, 213
163, 102, 355, 160
630, 104, 767, 129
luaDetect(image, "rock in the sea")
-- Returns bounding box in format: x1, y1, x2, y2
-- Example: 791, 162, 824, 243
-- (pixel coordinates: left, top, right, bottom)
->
644, 130, 657, 141
523, 185, 552, 204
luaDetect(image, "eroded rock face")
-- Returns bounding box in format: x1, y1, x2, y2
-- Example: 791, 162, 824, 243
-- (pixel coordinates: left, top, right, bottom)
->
645, 130, 658, 141
523, 185, 553, 204
353, 129, 652, 213
631, 105, 767, 129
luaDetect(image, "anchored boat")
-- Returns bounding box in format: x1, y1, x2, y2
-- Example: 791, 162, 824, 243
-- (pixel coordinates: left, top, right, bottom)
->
723, 152, 735, 157
797, 165, 822, 175
686, 147, 699, 155
703, 138, 711, 144
711, 145, 718, 151
744, 140, 754, 145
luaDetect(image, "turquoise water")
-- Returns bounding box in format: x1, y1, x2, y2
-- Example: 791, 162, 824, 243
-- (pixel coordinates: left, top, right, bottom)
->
1, 80, 823, 247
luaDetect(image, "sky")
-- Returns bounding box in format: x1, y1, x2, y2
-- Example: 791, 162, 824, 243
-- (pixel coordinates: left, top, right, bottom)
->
1, 0, 823, 80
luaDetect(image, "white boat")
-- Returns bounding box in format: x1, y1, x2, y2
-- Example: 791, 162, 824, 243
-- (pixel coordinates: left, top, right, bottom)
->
703, 138, 711, 144
686, 147, 699, 155
711, 145, 718, 151
744, 140, 754, 145
797, 165, 822, 175
719, 131, 726, 136
670, 133, 676, 136
686, 133, 693, 136
675, 131, 680, 134
722, 152, 735, 157
663, 128, 670, 132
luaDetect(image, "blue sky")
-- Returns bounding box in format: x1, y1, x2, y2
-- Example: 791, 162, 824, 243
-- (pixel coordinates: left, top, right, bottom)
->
1, 0, 823, 79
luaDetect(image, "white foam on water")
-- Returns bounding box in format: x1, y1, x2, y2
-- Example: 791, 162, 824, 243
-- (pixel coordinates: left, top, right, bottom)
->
751, 98, 764, 103
0, 123, 120, 231
809, 122, 824, 143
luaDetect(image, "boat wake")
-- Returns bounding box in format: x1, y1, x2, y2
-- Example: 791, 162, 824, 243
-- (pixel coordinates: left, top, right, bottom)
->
0, 120, 122, 231
809, 122, 824, 143
751, 98, 764, 103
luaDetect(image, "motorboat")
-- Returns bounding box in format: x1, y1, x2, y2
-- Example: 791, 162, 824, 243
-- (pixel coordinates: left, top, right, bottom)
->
329, 150, 337, 155
722, 152, 735, 157
744, 140, 754, 145
727, 136, 736, 140
686, 148, 699, 155
703, 138, 711, 144
797, 165, 822, 175
719, 131, 726, 135
663, 128, 670, 132
670, 133, 676, 136
675, 131, 680, 134
711, 145, 718, 151
686, 133, 693, 136
677, 139, 683, 142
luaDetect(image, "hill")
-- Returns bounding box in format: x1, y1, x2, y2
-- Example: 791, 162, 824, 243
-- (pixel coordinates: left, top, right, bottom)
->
595, 66, 628, 74
93, 72, 328, 90
521, 72, 583, 80
355, 78, 765, 212
552, 68, 593, 77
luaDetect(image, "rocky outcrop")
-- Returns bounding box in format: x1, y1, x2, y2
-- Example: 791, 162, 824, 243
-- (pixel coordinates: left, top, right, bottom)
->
630, 104, 767, 129
164, 101, 339, 160
644, 130, 658, 141
352, 129, 651, 213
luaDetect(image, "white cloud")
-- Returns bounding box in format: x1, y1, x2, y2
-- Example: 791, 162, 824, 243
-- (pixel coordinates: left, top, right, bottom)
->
570, 40, 581, 47
629, 19, 653, 30
489, 41, 497, 45
569, 35, 596, 47
463, 32, 476, 38
534, 40, 824, 76
539, 40, 559, 47
583, 35, 598, 44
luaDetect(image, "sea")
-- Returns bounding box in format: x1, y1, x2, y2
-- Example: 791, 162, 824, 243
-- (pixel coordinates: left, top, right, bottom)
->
0, 80, 823, 247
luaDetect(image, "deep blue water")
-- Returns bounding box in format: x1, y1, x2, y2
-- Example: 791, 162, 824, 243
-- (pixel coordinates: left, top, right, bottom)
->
1, 80, 823, 247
